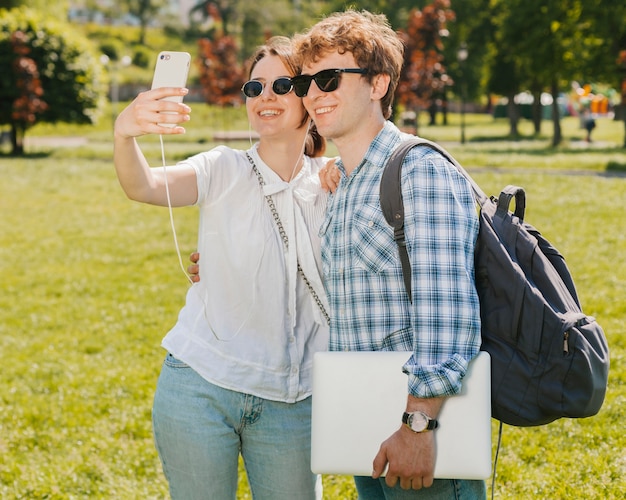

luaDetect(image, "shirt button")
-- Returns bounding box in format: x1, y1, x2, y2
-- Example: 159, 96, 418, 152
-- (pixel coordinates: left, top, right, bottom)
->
291, 366, 298, 374
289, 336, 295, 343
368, 220, 374, 228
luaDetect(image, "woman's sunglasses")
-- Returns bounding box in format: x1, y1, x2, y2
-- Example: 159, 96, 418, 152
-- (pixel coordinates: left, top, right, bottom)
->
292, 68, 368, 97
241, 77, 294, 98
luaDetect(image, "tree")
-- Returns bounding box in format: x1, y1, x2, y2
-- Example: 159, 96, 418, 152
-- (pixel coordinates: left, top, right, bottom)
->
324, 0, 425, 30
190, 1, 320, 61
8, 30, 48, 154
487, 49, 522, 138
0, 0, 66, 12
189, 0, 242, 36
483, 0, 587, 145
395, 0, 455, 127
581, 0, 626, 148
0, 7, 106, 155
193, 1, 327, 106
445, 0, 496, 110
619, 50, 626, 148
197, 34, 245, 106
126, 0, 168, 45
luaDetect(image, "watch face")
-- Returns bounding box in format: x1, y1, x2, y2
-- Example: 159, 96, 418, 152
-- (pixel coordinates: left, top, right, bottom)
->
409, 412, 428, 432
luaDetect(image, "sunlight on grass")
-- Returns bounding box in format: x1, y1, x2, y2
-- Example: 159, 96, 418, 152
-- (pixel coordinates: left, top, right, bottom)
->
1, 111, 624, 498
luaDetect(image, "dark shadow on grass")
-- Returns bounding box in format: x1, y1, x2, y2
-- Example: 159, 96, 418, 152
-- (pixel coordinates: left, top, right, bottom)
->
607, 161, 626, 174
162, 135, 626, 177
468, 133, 545, 143
0, 151, 52, 159
464, 135, 626, 157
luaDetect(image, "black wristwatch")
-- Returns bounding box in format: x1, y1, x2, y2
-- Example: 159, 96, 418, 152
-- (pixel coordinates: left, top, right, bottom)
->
402, 411, 439, 433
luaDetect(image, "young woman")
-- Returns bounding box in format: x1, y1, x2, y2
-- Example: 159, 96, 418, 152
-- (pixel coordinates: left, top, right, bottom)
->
113, 37, 329, 500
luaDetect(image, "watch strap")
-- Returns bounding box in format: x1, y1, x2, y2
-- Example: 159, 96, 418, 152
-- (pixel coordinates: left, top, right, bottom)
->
402, 411, 439, 432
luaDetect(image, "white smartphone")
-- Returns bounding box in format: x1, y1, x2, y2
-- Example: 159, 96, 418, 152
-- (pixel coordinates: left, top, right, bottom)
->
151, 51, 191, 127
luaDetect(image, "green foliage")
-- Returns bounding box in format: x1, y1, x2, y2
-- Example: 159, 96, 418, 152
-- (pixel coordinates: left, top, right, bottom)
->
582, 0, 626, 86
84, 22, 186, 51
83, 23, 197, 85
323, 0, 418, 28
0, 0, 68, 14
0, 7, 106, 147
132, 45, 152, 69
126, 0, 169, 45
99, 38, 126, 62
32, 1, 626, 148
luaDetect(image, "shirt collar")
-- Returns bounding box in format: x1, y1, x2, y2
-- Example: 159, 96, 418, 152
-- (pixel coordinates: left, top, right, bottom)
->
248, 142, 312, 186
335, 120, 404, 176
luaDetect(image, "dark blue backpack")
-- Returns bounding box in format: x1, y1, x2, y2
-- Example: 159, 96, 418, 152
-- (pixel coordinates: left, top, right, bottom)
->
380, 138, 609, 427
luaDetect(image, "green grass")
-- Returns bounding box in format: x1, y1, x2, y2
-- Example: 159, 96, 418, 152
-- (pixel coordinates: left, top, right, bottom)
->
1, 109, 625, 498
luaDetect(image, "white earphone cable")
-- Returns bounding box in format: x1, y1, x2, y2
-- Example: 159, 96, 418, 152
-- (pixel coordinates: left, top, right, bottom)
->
159, 133, 193, 285
158, 133, 248, 342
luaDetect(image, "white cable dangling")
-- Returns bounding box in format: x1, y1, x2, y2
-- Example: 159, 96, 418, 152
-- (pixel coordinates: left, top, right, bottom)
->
248, 121, 254, 148
160, 133, 256, 342
288, 118, 313, 183
159, 133, 193, 285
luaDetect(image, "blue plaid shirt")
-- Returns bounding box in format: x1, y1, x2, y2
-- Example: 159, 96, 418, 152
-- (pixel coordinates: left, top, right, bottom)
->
320, 121, 481, 398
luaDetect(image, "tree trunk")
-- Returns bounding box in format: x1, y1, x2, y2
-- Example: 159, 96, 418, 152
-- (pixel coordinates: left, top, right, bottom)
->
507, 91, 519, 138
138, 18, 147, 45
428, 101, 437, 125
10, 123, 25, 155
531, 89, 542, 135
550, 80, 562, 146
621, 72, 626, 147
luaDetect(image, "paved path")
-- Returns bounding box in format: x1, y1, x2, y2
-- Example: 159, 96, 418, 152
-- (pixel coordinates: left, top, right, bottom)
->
18, 134, 626, 178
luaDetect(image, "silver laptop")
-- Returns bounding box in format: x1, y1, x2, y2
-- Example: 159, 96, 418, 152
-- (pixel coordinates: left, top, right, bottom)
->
311, 350, 492, 479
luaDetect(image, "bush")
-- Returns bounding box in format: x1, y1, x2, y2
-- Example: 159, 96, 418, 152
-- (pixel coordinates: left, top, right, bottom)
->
132, 45, 152, 69
0, 7, 107, 154
99, 39, 125, 61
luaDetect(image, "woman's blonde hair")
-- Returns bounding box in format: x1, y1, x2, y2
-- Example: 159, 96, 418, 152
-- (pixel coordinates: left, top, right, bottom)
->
247, 36, 326, 157
293, 10, 405, 120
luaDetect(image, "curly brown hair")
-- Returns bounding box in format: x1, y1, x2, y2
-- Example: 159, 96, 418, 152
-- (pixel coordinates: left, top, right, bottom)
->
293, 10, 405, 120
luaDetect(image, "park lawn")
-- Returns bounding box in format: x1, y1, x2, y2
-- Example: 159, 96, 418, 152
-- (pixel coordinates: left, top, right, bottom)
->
0, 111, 624, 498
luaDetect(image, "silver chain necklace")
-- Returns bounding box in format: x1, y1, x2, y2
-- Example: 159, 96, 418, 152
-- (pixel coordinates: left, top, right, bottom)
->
246, 152, 330, 325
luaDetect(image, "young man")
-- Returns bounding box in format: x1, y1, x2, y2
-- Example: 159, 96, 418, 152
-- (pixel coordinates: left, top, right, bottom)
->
293, 11, 486, 499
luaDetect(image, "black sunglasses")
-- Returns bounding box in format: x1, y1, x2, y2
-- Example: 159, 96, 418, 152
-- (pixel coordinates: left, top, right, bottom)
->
292, 68, 368, 97
241, 77, 294, 98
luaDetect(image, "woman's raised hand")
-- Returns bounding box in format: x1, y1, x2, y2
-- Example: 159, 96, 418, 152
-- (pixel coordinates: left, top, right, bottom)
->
114, 87, 191, 139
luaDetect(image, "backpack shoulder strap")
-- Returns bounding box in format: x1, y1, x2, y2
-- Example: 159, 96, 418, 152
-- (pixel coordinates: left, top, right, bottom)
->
380, 137, 488, 302
379, 138, 428, 303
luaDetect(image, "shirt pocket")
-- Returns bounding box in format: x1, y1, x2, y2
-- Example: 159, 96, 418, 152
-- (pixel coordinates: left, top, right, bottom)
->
352, 202, 397, 274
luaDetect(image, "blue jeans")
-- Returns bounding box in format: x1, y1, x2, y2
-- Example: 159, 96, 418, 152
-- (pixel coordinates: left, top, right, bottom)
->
152, 353, 321, 500
354, 476, 486, 499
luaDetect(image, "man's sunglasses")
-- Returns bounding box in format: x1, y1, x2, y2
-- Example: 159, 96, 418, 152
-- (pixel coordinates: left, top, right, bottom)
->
241, 77, 294, 98
292, 68, 368, 97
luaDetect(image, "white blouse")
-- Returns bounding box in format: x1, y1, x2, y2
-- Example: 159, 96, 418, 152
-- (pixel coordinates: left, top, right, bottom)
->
161, 144, 330, 403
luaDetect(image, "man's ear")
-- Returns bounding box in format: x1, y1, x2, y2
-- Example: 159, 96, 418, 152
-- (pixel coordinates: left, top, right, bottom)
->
371, 73, 391, 101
